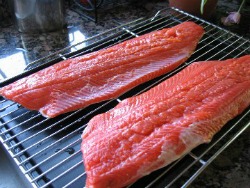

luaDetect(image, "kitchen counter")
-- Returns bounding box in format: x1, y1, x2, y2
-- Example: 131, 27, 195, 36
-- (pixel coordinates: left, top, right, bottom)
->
0, 0, 249, 187
1, 0, 249, 78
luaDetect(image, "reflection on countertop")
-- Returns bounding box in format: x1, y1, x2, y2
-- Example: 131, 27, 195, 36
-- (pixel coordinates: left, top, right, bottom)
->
0, 144, 32, 188
0, 1, 151, 80
0, 0, 249, 187
0, 49, 27, 79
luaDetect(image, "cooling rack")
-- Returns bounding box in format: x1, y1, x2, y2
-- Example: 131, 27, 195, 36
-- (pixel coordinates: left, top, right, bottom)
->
0, 7, 250, 188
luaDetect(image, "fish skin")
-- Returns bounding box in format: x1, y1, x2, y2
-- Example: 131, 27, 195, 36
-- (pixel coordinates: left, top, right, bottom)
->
81, 55, 250, 188
0, 22, 204, 118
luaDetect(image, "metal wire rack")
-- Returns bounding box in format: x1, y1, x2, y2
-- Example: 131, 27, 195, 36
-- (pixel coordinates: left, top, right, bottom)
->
0, 7, 250, 188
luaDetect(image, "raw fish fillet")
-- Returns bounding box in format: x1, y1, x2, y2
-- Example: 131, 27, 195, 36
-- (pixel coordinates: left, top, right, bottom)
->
0, 22, 204, 118
81, 55, 250, 188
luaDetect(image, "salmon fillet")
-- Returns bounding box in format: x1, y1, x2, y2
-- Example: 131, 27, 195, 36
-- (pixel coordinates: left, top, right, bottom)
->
0, 22, 204, 118
81, 55, 250, 188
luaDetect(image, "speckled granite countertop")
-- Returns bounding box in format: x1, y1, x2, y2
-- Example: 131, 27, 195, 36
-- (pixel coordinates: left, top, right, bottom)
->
0, 0, 249, 187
